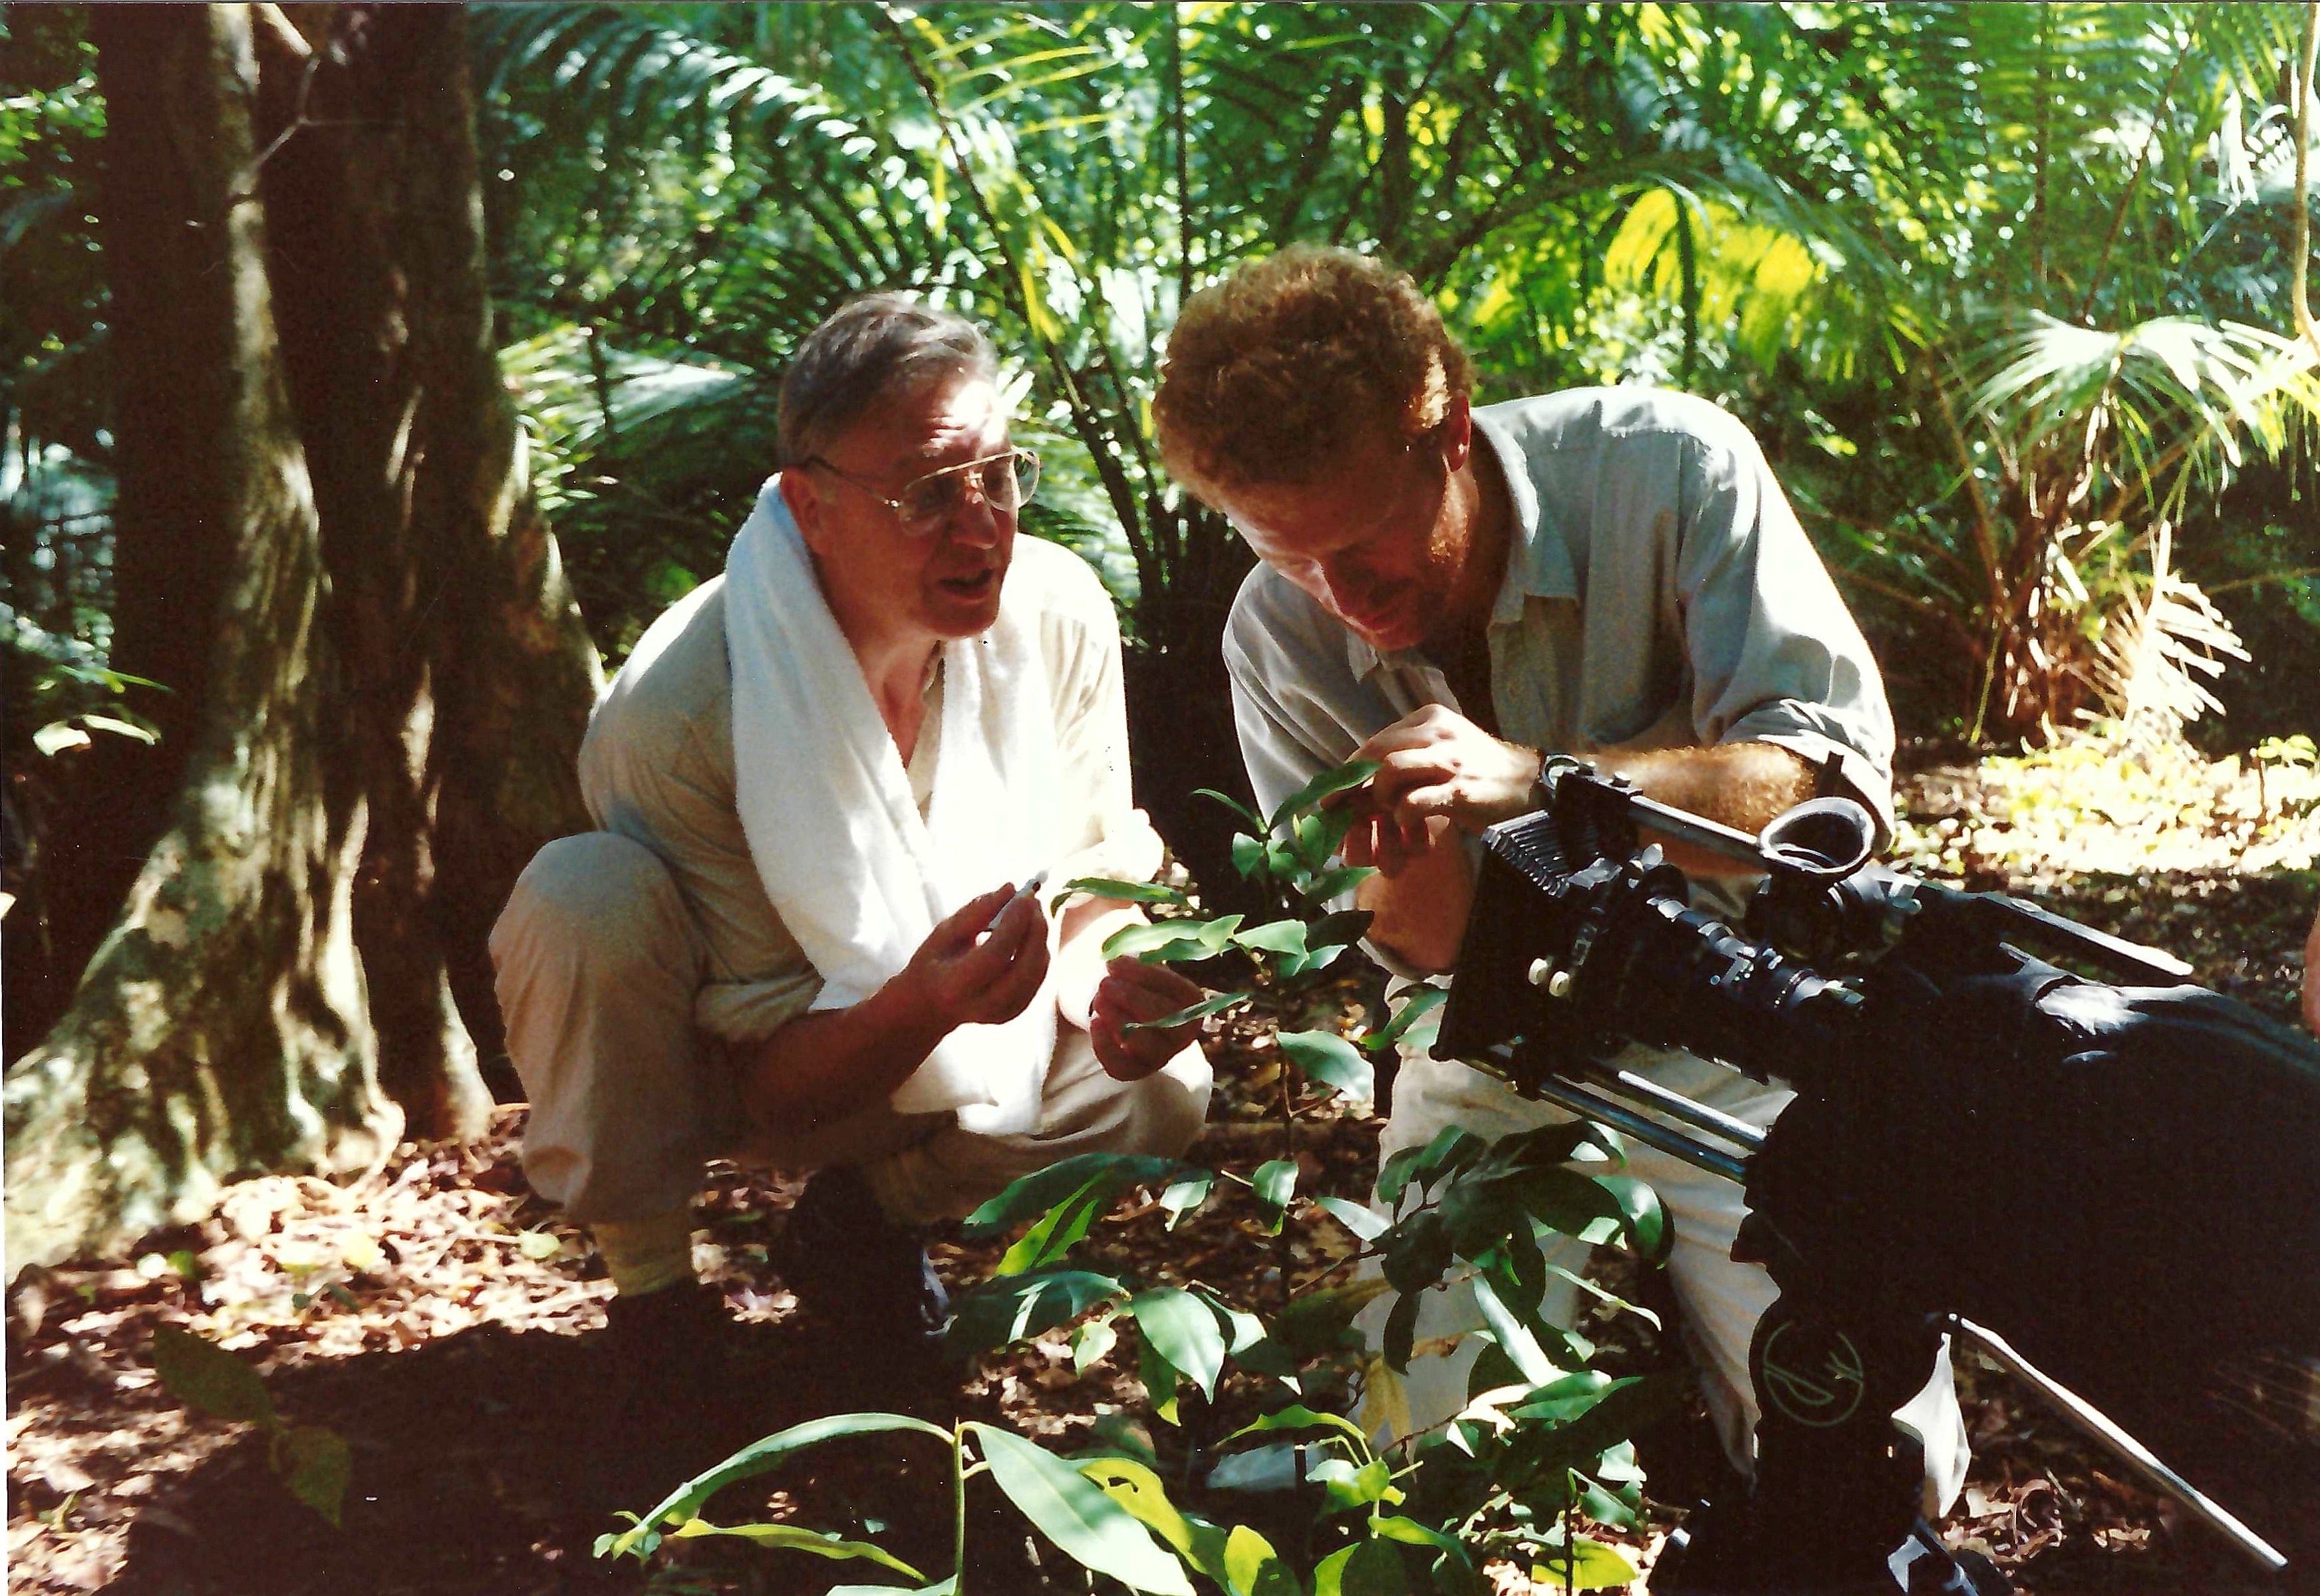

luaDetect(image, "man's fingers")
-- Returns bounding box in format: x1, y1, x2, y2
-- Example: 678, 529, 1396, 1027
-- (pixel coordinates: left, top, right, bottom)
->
931, 884, 1020, 952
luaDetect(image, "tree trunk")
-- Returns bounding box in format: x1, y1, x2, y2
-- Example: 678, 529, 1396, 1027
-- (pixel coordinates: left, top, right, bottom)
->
251, 4, 598, 1136
4, 4, 394, 1267
4, 3, 601, 1269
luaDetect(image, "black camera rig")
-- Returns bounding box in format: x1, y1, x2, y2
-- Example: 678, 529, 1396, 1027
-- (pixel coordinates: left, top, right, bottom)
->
1436, 758, 2320, 1593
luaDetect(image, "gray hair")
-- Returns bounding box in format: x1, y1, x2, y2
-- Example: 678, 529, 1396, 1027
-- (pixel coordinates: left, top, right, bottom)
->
777, 293, 998, 465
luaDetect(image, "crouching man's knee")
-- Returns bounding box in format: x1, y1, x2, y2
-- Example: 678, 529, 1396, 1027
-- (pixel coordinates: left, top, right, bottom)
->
491, 831, 699, 1004
1137, 1045, 1215, 1160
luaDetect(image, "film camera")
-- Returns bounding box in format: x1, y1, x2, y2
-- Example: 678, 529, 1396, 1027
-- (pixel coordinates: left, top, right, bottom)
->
1435, 758, 2320, 1593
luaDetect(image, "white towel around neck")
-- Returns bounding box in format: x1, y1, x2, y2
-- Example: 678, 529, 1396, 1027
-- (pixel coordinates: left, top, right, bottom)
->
724, 477, 1062, 1135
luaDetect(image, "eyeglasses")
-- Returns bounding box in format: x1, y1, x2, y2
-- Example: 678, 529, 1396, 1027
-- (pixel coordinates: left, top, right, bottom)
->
801, 448, 1041, 537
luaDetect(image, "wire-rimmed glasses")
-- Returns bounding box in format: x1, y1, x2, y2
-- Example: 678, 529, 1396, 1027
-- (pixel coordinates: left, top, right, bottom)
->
801, 448, 1040, 537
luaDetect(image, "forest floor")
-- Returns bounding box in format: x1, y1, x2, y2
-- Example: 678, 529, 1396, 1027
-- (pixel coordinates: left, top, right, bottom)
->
9, 737, 2319, 1596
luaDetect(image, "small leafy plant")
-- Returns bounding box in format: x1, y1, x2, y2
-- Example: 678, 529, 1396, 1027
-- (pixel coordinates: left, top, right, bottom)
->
150, 1323, 352, 1526
604, 764, 1678, 1593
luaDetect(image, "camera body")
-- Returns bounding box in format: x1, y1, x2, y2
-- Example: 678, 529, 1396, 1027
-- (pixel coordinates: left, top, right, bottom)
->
1435, 763, 2320, 1578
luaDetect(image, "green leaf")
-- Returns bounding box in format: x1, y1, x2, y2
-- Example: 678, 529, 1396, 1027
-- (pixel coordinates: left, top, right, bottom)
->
1157, 1168, 1214, 1230
1077, 1456, 1230, 1581
1223, 1522, 1298, 1596
1233, 920, 1310, 957
1231, 832, 1270, 880
1227, 1403, 1372, 1450
1529, 1536, 1640, 1591
947, 1269, 1129, 1356
1302, 864, 1378, 902
1308, 1455, 1399, 1510
1381, 1291, 1421, 1375
1127, 1288, 1227, 1400
1268, 759, 1381, 831
664, 1518, 923, 1579
1252, 1158, 1297, 1233
968, 1423, 1193, 1595
1306, 908, 1376, 951
1315, 1196, 1387, 1242
998, 1175, 1109, 1275
1103, 920, 1217, 961
1051, 876, 1188, 910
1505, 1371, 1691, 1480
1268, 1278, 1391, 1360
152, 1325, 277, 1428
1377, 1127, 1485, 1210
1366, 986, 1447, 1053
1278, 1030, 1374, 1100
1123, 991, 1249, 1033
1197, 787, 1268, 833
1469, 1273, 1558, 1386
614, 1412, 951, 1556
1596, 1174, 1669, 1262
1371, 1516, 1465, 1554
1314, 1539, 1409, 1596
1138, 1324, 1183, 1425
962, 1152, 1187, 1238
1072, 1315, 1119, 1372
279, 1425, 351, 1526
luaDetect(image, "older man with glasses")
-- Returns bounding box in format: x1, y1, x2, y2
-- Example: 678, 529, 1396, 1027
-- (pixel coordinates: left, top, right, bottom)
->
491, 294, 1212, 1484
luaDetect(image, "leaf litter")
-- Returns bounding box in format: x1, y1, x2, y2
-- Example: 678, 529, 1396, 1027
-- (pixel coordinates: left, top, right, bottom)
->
7, 744, 2315, 1593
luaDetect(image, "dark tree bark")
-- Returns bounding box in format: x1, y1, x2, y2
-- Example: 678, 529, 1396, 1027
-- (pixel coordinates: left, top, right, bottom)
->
5, 3, 600, 1270
4, 4, 392, 1266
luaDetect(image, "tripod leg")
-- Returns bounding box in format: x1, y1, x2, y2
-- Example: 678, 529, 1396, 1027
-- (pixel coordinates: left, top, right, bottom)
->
1655, 1295, 2007, 1593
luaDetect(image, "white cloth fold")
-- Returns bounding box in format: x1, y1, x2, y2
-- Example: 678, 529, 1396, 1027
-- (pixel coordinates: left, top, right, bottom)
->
724, 477, 1062, 1134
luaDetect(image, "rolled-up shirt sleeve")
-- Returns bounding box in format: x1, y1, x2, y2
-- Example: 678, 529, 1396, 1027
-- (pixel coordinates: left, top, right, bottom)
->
1672, 416, 1896, 839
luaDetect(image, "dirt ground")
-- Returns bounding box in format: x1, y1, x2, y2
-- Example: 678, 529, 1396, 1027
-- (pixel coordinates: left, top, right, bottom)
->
9, 759, 2317, 1595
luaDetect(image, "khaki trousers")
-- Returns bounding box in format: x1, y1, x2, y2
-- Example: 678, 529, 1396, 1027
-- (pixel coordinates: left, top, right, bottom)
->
1359, 1049, 1971, 1518
490, 831, 1213, 1226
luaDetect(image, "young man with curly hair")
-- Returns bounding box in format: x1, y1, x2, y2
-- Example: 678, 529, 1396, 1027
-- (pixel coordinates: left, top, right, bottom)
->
1152, 245, 1968, 1541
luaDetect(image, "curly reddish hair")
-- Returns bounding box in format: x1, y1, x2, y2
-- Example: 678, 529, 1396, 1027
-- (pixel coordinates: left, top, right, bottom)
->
1154, 245, 1473, 499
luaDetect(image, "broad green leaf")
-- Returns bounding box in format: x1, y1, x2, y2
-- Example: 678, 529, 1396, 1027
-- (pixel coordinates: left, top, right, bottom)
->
1227, 1403, 1372, 1450
1379, 1208, 1452, 1296
152, 1325, 277, 1428
664, 1518, 923, 1578
1252, 1158, 1297, 1233
1370, 1517, 1465, 1555
1198, 1291, 1268, 1356
1469, 1273, 1558, 1386
1268, 759, 1381, 830
1381, 1291, 1421, 1375
1123, 990, 1248, 1033
1292, 806, 1358, 870
616, 1412, 950, 1555
1072, 1315, 1119, 1372
1051, 876, 1188, 910
1377, 1127, 1485, 1209
998, 1176, 1108, 1275
279, 1424, 351, 1526
1223, 1522, 1297, 1596
1232, 920, 1310, 957
1595, 1174, 1669, 1262
1078, 1456, 1229, 1581
1316, 1196, 1388, 1241
1366, 986, 1447, 1052
1231, 832, 1269, 880
1530, 1535, 1640, 1591
1157, 1169, 1213, 1230
1308, 1455, 1399, 1510
1138, 1324, 1183, 1424
1505, 1372, 1691, 1480
1269, 1277, 1390, 1360
1301, 864, 1377, 902
1306, 908, 1376, 951
947, 1269, 1129, 1356
1127, 1288, 1226, 1400
1314, 1539, 1409, 1596
1278, 1030, 1374, 1100
1103, 920, 1217, 961
968, 1423, 1193, 1595
962, 1152, 1185, 1238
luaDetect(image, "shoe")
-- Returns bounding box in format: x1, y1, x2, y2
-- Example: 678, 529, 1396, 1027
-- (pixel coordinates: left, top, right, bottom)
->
776, 1166, 950, 1375
588, 1281, 757, 1518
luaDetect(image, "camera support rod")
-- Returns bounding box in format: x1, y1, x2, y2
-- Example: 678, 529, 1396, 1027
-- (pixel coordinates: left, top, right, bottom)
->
1485, 1045, 1752, 1183
1578, 1060, 1769, 1152
1946, 1315, 2289, 1575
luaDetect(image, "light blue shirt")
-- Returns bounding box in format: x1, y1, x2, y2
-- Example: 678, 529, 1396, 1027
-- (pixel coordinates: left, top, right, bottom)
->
1224, 387, 1896, 840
